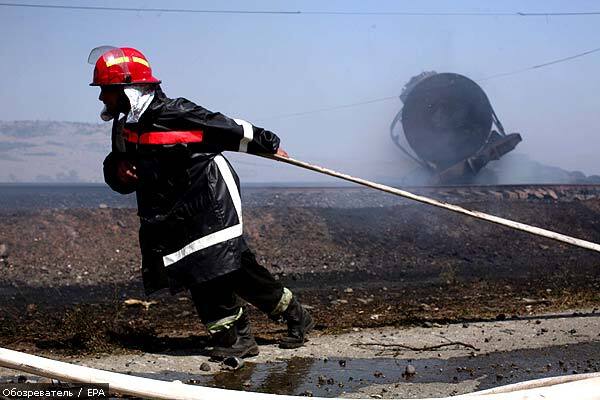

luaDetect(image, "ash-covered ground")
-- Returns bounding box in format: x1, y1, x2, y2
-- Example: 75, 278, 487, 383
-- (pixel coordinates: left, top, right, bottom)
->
0, 186, 598, 351
0, 186, 599, 397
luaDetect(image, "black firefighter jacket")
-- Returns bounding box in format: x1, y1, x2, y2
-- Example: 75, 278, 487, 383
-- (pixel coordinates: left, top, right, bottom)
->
103, 88, 280, 294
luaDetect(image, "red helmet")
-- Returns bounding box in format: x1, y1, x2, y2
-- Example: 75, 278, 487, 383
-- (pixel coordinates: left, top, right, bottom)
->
89, 46, 161, 86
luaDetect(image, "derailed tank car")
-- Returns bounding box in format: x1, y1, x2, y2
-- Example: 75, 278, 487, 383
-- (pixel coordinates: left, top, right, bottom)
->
391, 72, 522, 184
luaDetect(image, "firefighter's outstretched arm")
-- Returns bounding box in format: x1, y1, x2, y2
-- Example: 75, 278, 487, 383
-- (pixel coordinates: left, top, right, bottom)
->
157, 98, 282, 155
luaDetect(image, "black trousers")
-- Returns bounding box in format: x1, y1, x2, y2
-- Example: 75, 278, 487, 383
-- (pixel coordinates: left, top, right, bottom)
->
188, 248, 285, 329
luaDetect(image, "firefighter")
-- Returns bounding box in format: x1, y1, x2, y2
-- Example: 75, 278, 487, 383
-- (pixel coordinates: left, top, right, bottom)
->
88, 46, 314, 358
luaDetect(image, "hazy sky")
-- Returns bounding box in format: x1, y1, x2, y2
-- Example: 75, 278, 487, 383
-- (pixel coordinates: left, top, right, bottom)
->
0, 0, 599, 182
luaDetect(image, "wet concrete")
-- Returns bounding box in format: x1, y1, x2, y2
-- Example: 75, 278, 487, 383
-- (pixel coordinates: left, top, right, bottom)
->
2, 313, 597, 398
202, 343, 599, 397
99, 341, 599, 398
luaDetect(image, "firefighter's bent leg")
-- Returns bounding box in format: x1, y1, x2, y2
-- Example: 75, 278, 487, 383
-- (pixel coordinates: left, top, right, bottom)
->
234, 249, 315, 349
189, 276, 259, 359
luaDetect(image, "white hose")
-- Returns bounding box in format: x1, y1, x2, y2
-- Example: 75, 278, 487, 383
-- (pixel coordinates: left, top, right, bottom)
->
261, 154, 600, 254
0, 347, 319, 400
1, 347, 599, 400
463, 372, 600, 396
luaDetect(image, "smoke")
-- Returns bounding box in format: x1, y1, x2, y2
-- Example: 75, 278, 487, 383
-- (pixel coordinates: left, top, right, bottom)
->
477, 153, 600, 185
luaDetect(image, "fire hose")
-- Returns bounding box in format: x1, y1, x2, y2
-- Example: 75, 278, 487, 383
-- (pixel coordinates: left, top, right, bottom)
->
0, 346, 599, 399
0, 156, 598, 398
260, 154, 600, 254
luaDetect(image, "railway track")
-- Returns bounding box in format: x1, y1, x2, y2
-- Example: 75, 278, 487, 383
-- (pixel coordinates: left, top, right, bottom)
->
240, 184, 600, 209
408, 184, 600, 202
2, 184, 600, 212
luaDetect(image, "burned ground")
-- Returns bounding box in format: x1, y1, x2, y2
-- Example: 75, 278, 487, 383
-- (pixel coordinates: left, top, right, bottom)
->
0, 187, 599, 355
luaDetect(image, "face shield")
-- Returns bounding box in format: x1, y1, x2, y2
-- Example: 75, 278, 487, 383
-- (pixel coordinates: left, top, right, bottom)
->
87, 45, 118, 65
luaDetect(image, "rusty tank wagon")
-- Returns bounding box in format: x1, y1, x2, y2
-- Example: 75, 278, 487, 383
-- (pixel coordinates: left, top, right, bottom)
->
390, 72, 522, 184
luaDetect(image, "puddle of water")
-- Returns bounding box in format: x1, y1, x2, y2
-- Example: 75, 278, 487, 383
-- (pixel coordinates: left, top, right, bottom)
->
129, 341, 600, 397
205, 342, 600, 397
4, 342, 597, 398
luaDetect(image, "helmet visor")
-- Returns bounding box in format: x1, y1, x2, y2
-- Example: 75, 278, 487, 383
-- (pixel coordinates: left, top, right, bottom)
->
87, 45, 118, 65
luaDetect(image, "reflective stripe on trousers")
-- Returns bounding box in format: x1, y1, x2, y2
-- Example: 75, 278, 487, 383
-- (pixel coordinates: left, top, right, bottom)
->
206, 307, 243, 334
271, 287, 293, 316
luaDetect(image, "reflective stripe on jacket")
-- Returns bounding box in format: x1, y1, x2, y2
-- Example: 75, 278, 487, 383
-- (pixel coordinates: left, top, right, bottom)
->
103, 87, 280, 294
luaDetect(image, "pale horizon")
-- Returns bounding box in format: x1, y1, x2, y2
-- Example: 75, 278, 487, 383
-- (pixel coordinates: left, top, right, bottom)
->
1, 0, 599, 183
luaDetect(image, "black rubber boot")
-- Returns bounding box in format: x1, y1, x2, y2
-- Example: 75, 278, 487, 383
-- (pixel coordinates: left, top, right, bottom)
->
207, 311, 259, 360
279, 297, 315, 349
